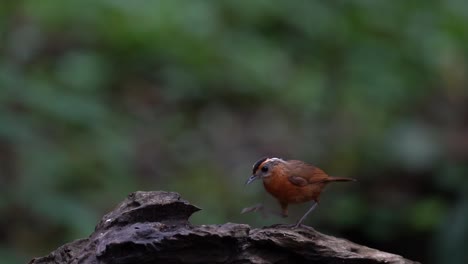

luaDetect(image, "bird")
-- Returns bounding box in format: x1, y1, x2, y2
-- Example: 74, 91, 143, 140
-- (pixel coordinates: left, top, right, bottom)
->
244, 157, 356, 228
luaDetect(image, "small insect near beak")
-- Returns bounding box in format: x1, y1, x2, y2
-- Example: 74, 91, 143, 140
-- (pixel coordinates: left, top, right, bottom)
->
245, 175, 258, 185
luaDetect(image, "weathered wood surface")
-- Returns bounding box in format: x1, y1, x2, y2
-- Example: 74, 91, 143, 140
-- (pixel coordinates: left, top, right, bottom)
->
30, 191, 419, 264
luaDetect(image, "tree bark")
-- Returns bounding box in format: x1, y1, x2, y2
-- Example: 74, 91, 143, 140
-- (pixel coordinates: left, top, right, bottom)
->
30, 191, 419, 264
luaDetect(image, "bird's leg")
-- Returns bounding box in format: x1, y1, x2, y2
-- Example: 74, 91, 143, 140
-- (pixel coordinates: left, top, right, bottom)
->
294, 201, 317, 228
280, 201, 289, 218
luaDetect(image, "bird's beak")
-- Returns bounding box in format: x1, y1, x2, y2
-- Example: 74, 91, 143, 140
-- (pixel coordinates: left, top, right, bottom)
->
245, 175, 258, 185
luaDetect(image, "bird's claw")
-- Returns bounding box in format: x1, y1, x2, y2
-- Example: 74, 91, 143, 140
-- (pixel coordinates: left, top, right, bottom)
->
291, 223, 316, 231
240, 203, 264, 214
241, 204, 285, 218
293, 223, 302, 229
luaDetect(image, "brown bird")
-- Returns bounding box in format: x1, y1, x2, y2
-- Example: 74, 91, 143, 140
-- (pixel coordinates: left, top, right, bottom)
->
244, 157, 356, 227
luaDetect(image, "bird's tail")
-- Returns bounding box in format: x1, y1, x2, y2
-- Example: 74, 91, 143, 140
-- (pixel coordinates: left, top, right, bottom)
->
325, 176, 356, 183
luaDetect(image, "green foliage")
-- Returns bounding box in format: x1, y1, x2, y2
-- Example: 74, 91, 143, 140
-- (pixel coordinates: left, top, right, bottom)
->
408, 197, 446, 231
1, 1, 468, 263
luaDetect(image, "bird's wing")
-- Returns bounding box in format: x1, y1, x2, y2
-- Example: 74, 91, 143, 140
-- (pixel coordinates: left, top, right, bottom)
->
286, 160, 330, 186
288, 175, 309, 186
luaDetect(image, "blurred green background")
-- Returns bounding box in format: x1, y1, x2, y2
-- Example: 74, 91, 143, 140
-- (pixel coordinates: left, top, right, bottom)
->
1, 1, 468, 263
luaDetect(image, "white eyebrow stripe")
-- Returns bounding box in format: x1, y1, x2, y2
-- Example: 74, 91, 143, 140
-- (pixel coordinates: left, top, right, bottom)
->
265, 157, 285, 163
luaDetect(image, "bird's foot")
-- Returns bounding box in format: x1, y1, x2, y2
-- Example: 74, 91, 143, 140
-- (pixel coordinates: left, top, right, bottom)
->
241, 204, 285, 218
240, 203, 264, 214
293, 223, 302, 229
291, 223, 316, 231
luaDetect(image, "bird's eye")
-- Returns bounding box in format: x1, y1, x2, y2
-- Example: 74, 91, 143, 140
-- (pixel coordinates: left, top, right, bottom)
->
261, 166, 268, 172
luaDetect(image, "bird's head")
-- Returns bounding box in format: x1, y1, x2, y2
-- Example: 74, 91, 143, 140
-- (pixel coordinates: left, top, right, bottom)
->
245, 157, 286, 185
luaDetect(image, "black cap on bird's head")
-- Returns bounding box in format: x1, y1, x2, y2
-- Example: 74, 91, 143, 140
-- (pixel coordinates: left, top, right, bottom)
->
252, 157, 269, 174
246, 156, 284, 185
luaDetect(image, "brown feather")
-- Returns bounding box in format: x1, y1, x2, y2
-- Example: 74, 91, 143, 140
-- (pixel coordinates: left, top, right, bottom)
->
248, 157, 356, 226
